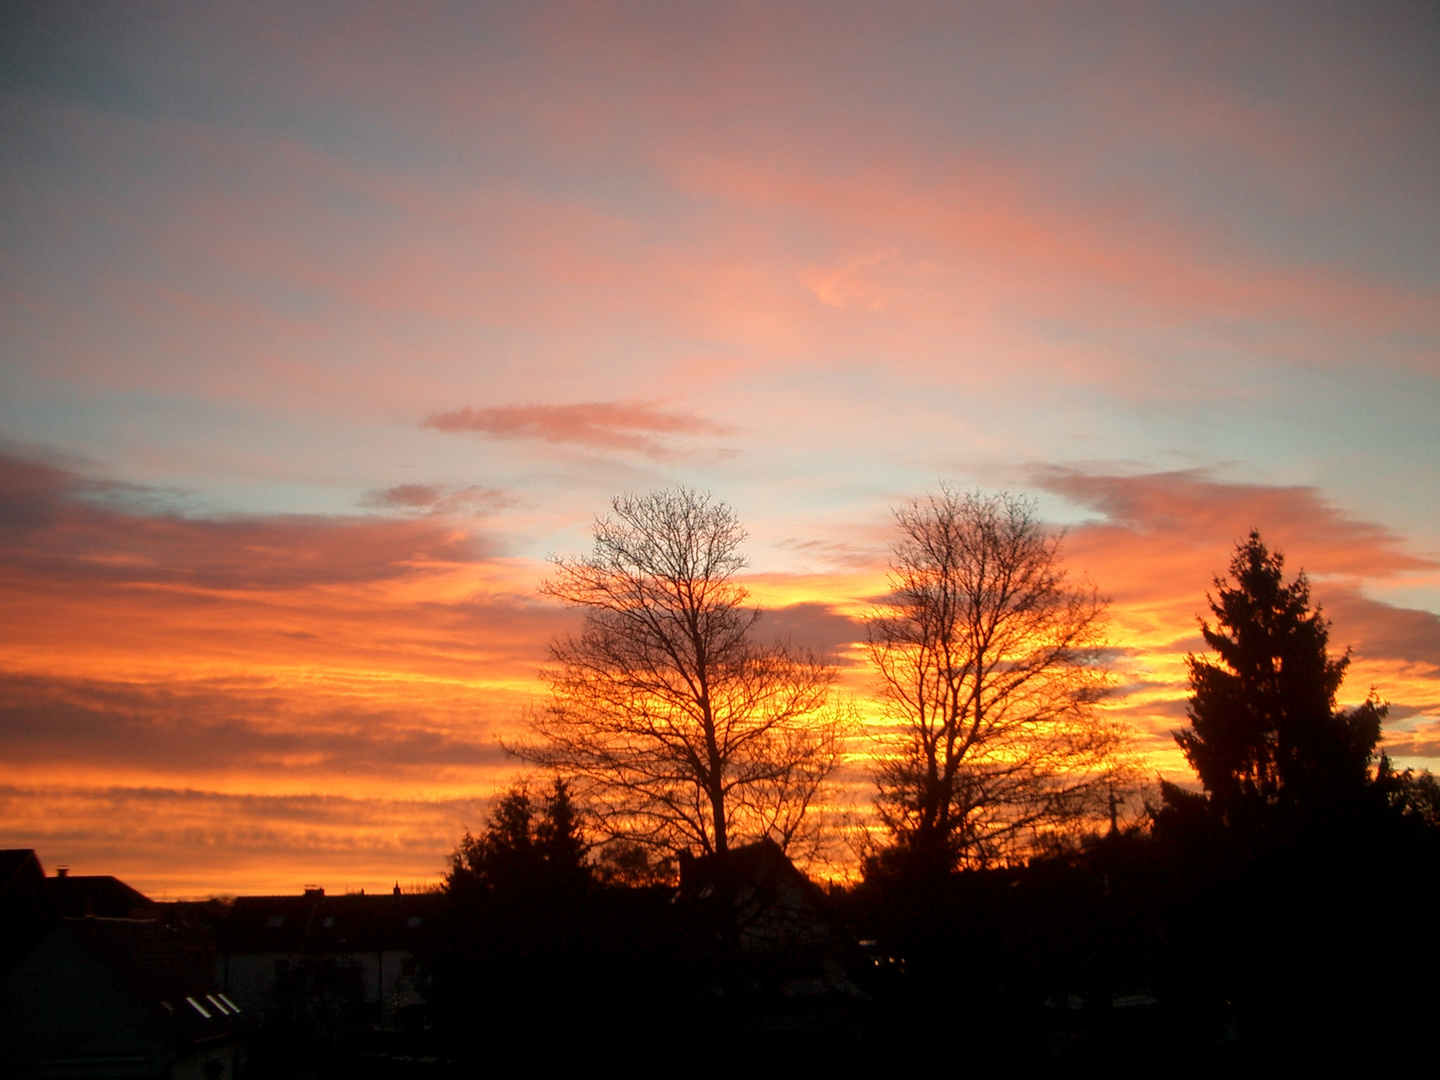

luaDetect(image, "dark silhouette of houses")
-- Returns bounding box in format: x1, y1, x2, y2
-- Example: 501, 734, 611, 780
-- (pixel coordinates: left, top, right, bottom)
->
679, 838, 861, 1017
0, 849, 54, 970
215, 887, 442, 1030
47, 867, 158, 920
0, 851, 248, 1079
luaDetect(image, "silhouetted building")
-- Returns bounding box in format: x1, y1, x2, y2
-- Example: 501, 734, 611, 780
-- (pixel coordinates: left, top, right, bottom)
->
679, 838, 860, 1016
1, 914, 248, 1079
1, 852, 249, 1077
47, 868, 158, 920
215, 888, 441, 1029
0, 850, 55, 970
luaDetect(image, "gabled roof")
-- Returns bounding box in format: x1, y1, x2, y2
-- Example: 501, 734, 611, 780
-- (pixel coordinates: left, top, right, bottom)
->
48, 874, 156, 919
0, 849, 45, 894
679, 837, 828, 908
678, 838, 835, 953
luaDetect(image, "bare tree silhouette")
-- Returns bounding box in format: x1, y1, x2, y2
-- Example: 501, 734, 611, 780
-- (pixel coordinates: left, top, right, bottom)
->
513, 488, 852, 861
866, 489, 1125, 874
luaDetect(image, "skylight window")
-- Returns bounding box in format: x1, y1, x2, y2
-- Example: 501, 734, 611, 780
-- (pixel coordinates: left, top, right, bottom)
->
206, 995, 231, 1015
267, 915, 285, 928
407, 915, 422, 927
186, 996, 212, 1019
217, 993, 242, 1013
323, 916, 334, 928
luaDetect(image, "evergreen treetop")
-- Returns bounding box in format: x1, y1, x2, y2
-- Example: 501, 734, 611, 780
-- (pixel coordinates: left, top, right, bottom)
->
1171, 531, 1384, 825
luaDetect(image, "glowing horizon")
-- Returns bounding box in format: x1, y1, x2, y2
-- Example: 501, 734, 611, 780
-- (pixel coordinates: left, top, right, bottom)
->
1, 3, 1436, 896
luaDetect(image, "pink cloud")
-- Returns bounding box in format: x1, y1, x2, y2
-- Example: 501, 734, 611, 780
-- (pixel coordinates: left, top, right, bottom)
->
358, 483, 513, 515
1037, 465, 1436, 581
1320, 591, 1440, 670
360, 483, 446, 508
423, 401, 735, 458
1025, 466, 1440, 771
0, 452, 495, 591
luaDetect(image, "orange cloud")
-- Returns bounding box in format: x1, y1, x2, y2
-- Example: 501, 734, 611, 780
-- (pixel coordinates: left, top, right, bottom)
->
5, 450, 1439, 894
0, 784, 482, 898
0, 450, 563, 885
1037, 467, 1440, 771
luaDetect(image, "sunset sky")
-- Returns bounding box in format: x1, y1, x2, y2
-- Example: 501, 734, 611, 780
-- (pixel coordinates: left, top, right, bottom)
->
2, 2, 1437, 896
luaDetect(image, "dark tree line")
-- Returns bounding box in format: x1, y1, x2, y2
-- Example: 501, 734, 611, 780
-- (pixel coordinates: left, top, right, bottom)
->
418, 507, 1439, 1070
447, 779, 589, 895
850, 530, 1439, 1067
1143, 532, 1440, 1066
418, 779, 711, 1072
517, 487, 1124, 878
1162, 530, 1386, 827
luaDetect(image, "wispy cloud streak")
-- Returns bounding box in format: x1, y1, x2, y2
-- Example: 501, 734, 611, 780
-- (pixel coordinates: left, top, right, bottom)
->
423, 402, 735, 458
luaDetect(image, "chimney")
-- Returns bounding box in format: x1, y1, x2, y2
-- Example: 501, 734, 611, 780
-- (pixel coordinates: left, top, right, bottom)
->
303, 886, 324, 899
56, 866, 69, 878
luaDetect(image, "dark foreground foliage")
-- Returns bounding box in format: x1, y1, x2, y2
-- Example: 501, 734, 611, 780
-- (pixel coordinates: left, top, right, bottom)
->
412, 784, 877, 1076
849, 812, 1440, 1072
241, 807, 1440, 1079
238, 532, 1440, 1076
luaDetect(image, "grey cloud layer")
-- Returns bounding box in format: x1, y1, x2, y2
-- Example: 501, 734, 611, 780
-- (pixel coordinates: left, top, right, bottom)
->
0, 673, 509, 776
1, 452, 497, 591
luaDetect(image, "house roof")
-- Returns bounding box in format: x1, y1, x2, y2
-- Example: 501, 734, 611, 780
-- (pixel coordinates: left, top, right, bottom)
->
218, 890, 445, 954
679, 837, 828, 908
48, 874, 156, 919
0, 849, 45, 894
63, 916, 249, 1044
0, 849, 57, 966
677, 838, 835, 953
